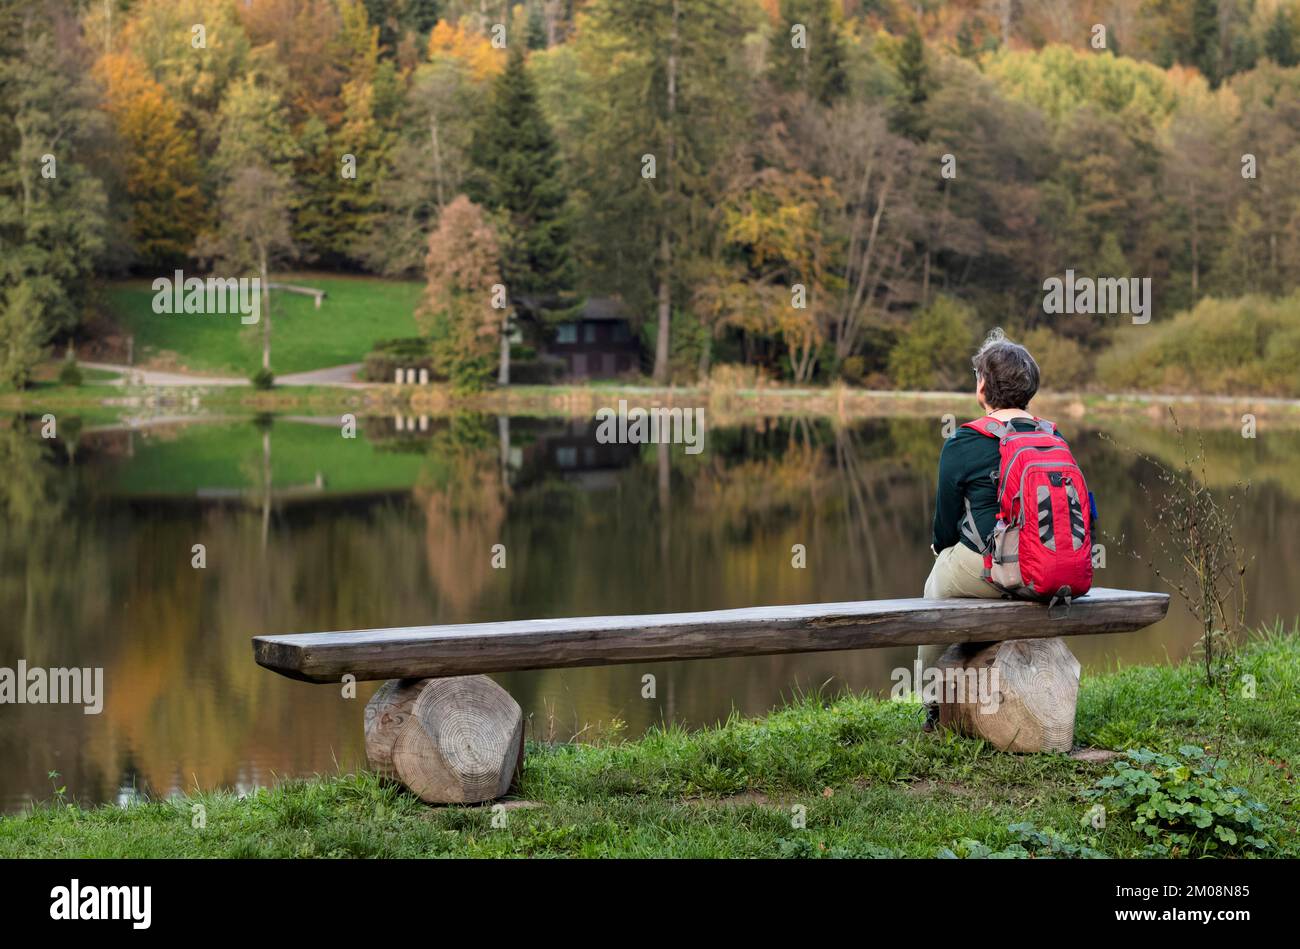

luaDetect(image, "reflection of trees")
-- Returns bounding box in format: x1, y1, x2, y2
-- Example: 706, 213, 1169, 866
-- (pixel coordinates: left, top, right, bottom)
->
414, 415, 506, 615
0, 420, 116, 808
0, 421, 67, 531
1106, 422, 1300, 498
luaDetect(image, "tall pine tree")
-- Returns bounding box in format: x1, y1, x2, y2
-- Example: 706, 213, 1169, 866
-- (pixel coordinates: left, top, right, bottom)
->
467, 44, 578, 330
768, 0, 848, 105
891, 24, 929, 141
1191, 0, 1221, 87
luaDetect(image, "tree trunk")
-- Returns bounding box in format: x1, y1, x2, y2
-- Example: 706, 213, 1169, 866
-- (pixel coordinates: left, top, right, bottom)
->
260, 427, 271, 553
654, 238, 672, 384
497, 312, 510, 385
259, 247, 271, 372
1190, 196, 1200, 297
366, 675, 524, 804
935, 637, 1081, 752
653, 2, 680, 386
429, 116, 446, 210
697, 332, 712, 382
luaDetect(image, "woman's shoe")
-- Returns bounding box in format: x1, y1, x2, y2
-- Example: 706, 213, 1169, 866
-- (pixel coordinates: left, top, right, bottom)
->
922, 703, 940, 733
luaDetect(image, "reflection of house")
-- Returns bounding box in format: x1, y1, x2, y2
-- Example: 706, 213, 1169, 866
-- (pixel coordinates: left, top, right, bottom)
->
512, 418, 640, 490
543, 298, 640, 380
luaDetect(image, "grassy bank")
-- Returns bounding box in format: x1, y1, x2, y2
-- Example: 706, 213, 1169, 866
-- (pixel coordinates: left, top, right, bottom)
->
3, 630, 1297, 858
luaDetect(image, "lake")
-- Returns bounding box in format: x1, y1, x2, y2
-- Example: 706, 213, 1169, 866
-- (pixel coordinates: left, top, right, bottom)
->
0, 409, 1293, 812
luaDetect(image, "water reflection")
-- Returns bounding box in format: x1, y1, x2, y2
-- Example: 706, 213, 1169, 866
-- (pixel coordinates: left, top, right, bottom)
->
0, 410, 1295, 811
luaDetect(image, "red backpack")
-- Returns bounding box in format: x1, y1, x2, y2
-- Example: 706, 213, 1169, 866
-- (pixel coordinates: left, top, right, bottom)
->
960, 416, 1093, 606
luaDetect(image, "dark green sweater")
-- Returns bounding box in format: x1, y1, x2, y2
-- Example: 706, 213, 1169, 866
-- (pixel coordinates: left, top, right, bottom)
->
932, 418, 1052, 554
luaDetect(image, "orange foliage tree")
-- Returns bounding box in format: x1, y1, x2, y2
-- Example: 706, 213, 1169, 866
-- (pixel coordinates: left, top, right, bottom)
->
95, 51, 204, 266
417, 195, 505, 391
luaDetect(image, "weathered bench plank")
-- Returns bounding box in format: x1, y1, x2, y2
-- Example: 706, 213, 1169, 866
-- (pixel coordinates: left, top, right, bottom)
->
253, 588, 1168, 684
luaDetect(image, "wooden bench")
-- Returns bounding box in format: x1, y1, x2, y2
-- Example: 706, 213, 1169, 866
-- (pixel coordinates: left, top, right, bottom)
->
253, 588, 1168, 803
266, 281, 326, 309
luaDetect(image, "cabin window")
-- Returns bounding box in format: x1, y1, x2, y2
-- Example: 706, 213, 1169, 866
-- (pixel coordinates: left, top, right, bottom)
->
611, 322, 631, 343
555, 323, 577, 344
584, 322, 598, 343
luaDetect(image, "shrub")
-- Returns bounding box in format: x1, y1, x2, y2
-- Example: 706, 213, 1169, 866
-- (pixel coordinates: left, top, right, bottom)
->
888, 295, 978, 390
1096, 293, 1300, 397
838, 354, 867, 384
249, 367, 275, 390
1019, 327, 1091, 392
58, 358, 83, 388
1084, 746, 1275, 856
361, 337, 436, 383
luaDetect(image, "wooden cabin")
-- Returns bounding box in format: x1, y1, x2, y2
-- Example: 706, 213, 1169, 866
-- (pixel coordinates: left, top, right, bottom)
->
543, 298, 641, 380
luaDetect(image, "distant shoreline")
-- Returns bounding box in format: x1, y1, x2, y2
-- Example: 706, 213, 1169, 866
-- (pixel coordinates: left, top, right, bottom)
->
4, 378, 1299, 429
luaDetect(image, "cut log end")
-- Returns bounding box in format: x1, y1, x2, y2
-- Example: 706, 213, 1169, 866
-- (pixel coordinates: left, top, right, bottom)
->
936, 637, 1081, 753
363, 677, 431, 780
364, 675, 523, 804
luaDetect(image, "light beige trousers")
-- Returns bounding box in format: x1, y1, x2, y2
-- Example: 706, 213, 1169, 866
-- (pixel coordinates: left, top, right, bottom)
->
918, 543, 1002, 670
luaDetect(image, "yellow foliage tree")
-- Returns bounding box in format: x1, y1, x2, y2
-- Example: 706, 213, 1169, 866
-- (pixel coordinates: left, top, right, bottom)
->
95, 52, 204, 266
428, 19, 504, 82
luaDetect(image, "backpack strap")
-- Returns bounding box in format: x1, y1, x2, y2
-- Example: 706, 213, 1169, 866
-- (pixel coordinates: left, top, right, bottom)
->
960, 417, 1012, 440
959, 497, 987, 552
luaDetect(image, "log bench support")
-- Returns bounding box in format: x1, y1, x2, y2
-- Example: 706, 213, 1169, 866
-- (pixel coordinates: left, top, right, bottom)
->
934, 637, 1081, 752
364, 676, 523, 804
253, 588, 1167, 804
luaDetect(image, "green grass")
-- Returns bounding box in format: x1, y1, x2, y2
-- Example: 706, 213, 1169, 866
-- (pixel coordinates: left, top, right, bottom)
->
3, 631, 1298, 858
106, 419, 430, 496
101, 274, 422, 377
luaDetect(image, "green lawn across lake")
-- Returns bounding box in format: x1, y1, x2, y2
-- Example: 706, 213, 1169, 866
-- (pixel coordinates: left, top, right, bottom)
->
105, 419, 429, 496
102, 275, 423, 377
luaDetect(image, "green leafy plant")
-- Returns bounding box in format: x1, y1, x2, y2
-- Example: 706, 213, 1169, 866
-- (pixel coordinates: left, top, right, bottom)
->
937, 821, 1106, 859
1085, 746, 1274, 856
47, 770, 67, 806
249, 367, 275, 390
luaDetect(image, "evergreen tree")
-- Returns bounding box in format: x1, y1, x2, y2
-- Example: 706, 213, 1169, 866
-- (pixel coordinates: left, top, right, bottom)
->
0, 283, 47, 391
892, 24, 929, 141
1191, 0, 1221, 86
1265, 7, 1298, 67
526, 2, 549, 50
768, 0, 848, 105
575, 0, 747, 383
467, 45, 578, 327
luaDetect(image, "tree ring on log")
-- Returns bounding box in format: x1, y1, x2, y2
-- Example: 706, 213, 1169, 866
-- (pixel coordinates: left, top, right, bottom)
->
388, 675, 524, 804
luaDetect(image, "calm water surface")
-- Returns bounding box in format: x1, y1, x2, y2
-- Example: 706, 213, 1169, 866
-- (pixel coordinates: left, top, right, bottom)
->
1, 411, 1295, 812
